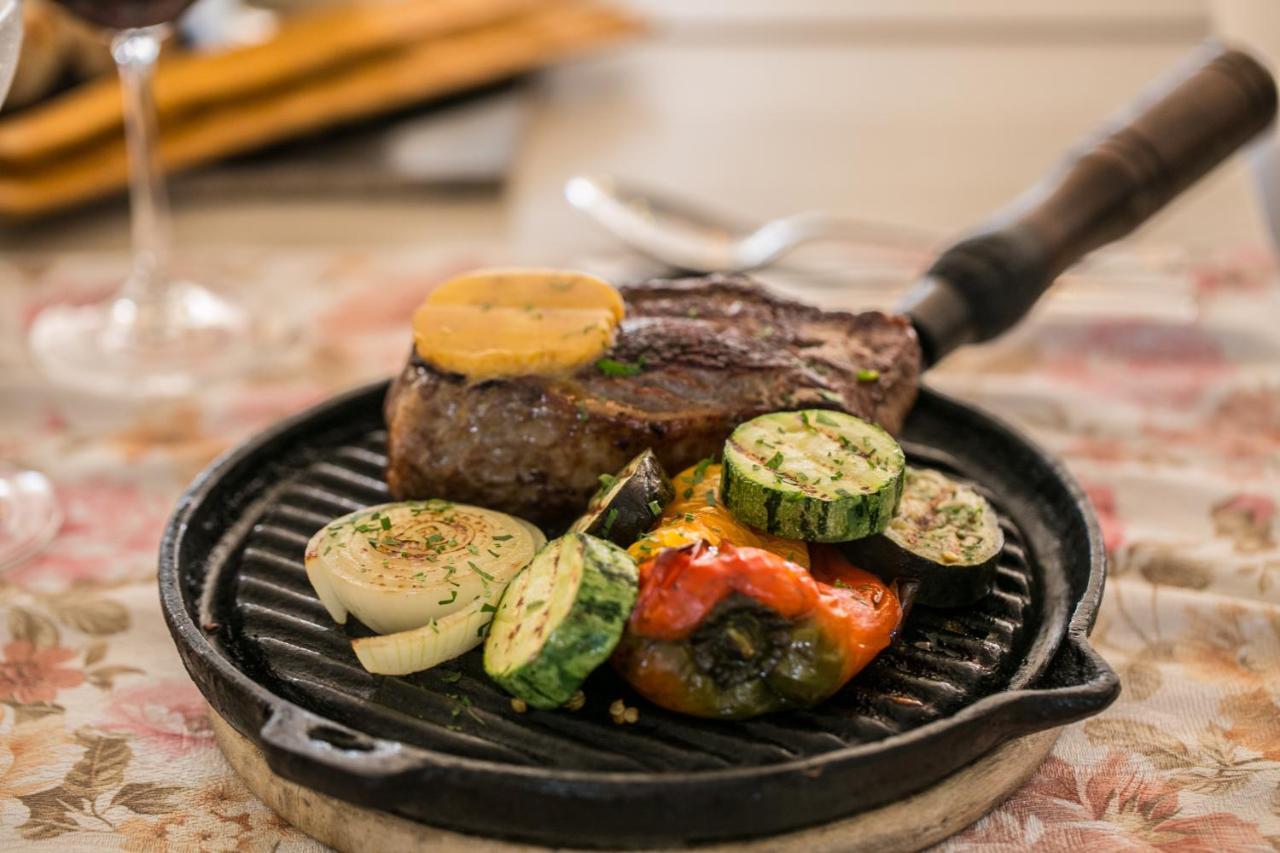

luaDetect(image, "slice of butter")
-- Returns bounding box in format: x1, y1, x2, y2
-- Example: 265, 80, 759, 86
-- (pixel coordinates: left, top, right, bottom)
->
413, 268, 624, 380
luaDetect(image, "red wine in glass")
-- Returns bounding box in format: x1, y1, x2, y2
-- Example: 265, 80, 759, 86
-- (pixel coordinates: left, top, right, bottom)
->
50, 0, 198, 29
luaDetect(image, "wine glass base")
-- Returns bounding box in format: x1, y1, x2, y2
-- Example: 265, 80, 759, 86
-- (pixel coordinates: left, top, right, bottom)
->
30, 280, 257, 398
0, 469, 61, 573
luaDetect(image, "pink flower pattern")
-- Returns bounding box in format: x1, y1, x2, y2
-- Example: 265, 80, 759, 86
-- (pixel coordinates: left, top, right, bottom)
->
103, 681, 215, 756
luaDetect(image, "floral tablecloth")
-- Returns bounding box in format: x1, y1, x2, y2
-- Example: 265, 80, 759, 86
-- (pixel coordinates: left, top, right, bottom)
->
1, 247, 1278, 851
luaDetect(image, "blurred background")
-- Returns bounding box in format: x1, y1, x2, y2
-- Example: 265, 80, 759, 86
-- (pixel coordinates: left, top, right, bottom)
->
0, 0, 1276, 264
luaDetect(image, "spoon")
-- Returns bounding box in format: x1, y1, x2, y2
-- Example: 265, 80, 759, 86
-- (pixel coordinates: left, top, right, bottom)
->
564, 174, 935, 274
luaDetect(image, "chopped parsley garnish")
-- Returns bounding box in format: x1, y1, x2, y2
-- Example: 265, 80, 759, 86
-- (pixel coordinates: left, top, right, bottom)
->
648, 499, 663, 516
379, 516, 391, 530
765, 451, 785, 470
601, 508, 619, 538
683, 512, 695, 522
596, 357, 643, 377
691, 457, 714, 483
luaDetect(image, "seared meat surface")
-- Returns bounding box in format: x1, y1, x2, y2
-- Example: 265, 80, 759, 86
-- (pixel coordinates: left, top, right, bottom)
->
385, 275, 922, 527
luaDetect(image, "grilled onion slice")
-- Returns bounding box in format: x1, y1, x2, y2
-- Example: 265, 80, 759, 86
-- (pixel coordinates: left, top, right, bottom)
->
352, 595, 495, 676
304, 500, 545, 636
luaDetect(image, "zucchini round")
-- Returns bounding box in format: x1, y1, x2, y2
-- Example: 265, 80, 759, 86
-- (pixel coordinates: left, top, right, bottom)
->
570, 449, 673, 547
721, 410, 905, 542
483, 533, 639, 709
841, 467, 1003, 607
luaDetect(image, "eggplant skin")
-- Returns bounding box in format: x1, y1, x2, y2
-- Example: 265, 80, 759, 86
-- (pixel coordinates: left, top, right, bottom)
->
841, 534, 998, 608
385, 275, 922, 528
572, 450, 674, 547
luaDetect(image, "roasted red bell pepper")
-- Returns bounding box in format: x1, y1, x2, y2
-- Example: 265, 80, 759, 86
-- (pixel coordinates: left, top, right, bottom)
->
612, 542, 901, 719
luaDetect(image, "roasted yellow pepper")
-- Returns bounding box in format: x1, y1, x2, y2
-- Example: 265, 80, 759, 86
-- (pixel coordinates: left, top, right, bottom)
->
629, 462, 809, 568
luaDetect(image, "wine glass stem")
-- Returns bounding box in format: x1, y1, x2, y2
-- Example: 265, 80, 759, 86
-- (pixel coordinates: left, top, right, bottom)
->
112, 27, 173, 315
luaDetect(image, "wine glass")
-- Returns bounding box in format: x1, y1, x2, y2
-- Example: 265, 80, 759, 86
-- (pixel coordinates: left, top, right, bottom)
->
0, 0, 62, 572
28, 0, 255, 398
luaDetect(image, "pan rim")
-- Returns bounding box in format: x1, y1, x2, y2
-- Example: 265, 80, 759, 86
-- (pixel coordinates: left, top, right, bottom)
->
158, 379, 1115, 789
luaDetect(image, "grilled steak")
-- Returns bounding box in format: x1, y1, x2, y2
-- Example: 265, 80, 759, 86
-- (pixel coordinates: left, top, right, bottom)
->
385, 275, 922, 527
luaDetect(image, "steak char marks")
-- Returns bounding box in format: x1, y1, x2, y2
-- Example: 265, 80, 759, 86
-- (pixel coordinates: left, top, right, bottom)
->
385, 275, 922, 527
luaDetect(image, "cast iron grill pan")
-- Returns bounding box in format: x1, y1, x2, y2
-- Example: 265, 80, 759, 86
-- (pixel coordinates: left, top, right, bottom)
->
160, 47, 1277, 847
161, 382, 1117, 847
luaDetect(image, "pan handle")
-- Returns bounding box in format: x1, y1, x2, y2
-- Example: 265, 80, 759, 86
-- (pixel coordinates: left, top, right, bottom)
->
987, 629, 1120, 737
256, 705, 428, 803
902, 44, 1277, 365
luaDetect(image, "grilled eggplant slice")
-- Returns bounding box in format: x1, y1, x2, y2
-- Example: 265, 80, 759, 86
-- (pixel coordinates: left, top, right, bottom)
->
570, 449, 673, 547
841, 467, 1003, 607
722, 410, 905, 542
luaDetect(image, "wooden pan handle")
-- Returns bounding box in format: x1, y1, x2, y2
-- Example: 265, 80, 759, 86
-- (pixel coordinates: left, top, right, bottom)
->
902, 44, 1278, 365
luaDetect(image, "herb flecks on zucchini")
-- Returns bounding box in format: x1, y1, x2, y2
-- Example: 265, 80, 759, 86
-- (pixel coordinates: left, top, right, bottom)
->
570, 449, 674, 547
842, 467, 1003, 607
484, 533, 639, 709
721, 410, 905, 542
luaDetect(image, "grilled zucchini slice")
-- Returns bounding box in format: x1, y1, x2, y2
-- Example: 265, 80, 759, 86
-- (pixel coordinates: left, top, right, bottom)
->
841, 467, 1003, 607
722, 410, 905, 542
570, 449, 673, 547
484, 533, 639, 709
